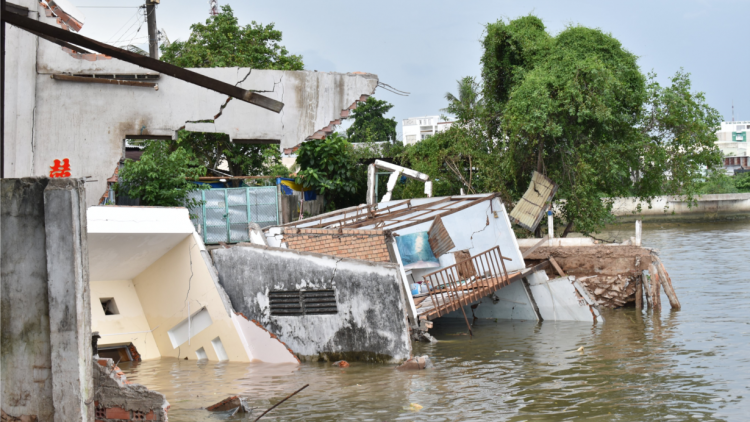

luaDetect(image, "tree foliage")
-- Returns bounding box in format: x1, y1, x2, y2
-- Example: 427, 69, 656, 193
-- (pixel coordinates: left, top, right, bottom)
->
441, 76, 484, 123
295, 133, 362, 209
346, 97, 398, 144
480, 16, 722, 235
160, 5, 303, 70
114, 141, 206, 207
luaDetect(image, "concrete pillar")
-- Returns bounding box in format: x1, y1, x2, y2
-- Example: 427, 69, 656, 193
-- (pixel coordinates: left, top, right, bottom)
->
1, 179, 55, 420
635, 220, 642, 246
366, 164, 376, 206
0, 178, 93, 421
44, 178, 93, 422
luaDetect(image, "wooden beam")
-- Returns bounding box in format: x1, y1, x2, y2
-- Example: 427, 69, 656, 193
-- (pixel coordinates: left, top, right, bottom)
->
521, 235, 548, 258
51, 74, 157, 89
1, 10, 284, 113
384, 194, 498, 232
548, 256, 566, 277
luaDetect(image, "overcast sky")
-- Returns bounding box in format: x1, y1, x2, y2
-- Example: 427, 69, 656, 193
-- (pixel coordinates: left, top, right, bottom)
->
78, 0, 750, 137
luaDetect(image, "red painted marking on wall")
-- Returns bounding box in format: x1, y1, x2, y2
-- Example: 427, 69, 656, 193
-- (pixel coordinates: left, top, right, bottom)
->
49, 158, 71, 178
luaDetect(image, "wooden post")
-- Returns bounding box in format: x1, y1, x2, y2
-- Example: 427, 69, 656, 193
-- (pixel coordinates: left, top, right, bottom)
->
654, 256, 681, 309
648, 262, 661, 311
635, 275, 643, 310
643, 271, 651, 309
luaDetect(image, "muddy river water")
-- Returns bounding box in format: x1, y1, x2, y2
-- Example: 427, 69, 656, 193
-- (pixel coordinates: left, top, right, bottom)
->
120, 221, 750, 421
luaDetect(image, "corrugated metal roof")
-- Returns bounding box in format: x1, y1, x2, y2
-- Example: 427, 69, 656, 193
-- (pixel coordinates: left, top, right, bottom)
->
509, 171, 558, 232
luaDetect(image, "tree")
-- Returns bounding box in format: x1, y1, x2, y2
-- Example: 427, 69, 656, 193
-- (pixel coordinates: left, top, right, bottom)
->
159, 5, 303, 177
114, 141, 206, 207
346, 97, 398, 144
295, 133, 362, 209
160, 5, 303, 70
441, 76, 483, 123
481, 16, 721, 235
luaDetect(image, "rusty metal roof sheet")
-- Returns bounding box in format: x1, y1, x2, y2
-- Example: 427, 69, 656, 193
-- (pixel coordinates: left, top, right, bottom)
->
509, 171, 558, 232
427, 216, 454, 257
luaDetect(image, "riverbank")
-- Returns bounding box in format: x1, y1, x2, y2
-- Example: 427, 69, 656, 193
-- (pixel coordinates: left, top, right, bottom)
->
611, 193, 750, 223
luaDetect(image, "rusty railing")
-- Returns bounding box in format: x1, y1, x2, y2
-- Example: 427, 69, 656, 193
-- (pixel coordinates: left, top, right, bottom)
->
421, 246, 510, 318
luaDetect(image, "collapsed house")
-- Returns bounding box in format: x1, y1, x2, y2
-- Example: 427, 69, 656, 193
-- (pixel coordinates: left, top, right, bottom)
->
87, 206, 298, 363
207, 192, 604, 363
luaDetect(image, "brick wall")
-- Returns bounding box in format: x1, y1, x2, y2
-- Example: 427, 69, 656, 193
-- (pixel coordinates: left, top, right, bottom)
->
94, 358, 169, 422
281, 228, 392, 262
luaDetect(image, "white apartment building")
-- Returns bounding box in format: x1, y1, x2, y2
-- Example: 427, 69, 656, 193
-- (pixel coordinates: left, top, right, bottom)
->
402, 116, 454, 145
716, 121, 750, 156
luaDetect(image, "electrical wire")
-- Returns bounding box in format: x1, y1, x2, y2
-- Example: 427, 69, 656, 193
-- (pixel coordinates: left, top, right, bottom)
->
106, 7, 142, 44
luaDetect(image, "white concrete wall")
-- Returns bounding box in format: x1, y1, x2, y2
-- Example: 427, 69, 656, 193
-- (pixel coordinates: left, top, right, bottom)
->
611, 193, 750, 221
4, 4, 378, 206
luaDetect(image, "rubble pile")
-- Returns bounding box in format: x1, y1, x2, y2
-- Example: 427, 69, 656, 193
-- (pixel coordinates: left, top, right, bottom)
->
577, 275, 638, 308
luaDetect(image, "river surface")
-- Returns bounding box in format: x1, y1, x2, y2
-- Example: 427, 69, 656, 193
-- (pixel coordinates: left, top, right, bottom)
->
119, 221, 750, 421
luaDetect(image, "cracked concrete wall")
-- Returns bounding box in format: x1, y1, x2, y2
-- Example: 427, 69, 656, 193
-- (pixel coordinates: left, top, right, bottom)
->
3, 4, 379, 206
210, 244, 412, 363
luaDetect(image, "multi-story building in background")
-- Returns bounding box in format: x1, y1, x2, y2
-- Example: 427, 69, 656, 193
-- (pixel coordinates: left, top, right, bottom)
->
716, 121, 750, 157
402, 116, 453, 145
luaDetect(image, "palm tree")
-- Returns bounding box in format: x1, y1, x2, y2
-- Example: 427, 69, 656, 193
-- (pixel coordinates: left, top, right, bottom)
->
440, 76, 483, 123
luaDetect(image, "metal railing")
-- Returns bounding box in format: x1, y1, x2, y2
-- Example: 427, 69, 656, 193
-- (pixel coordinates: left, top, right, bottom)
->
421, 246, 510, 318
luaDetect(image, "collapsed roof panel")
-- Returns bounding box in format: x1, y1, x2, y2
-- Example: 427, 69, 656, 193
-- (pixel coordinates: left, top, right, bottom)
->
509, 171, 559, 232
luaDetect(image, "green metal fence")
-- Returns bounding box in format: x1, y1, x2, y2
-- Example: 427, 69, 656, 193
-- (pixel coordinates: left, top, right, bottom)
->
189, 186, 279, 244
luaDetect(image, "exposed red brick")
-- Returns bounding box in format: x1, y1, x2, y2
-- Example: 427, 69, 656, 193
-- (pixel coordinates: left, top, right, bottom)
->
105, 406, 131, 419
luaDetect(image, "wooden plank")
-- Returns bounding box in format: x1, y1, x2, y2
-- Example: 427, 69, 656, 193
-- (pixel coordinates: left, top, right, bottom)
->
521, 235, 549, 258
654, 255, 680, 309
635, 274, 643, 310
549, 256, 566, 277
51, 74, 157, 88
647, 263, 661, 311
2, 10, 284, 113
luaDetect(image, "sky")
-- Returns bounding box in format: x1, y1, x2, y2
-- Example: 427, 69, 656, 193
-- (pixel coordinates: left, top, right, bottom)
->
77, 0, 750, 138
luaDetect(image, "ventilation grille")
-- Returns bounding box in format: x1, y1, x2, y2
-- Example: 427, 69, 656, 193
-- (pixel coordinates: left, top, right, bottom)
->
269, 290, 338, 316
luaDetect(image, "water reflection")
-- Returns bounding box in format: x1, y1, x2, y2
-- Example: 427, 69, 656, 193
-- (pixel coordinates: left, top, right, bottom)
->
120, 221, 750, 421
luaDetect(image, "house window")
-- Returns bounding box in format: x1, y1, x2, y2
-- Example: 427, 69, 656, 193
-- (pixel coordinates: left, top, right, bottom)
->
269, 290, 338, 316
100, 298, 119, 315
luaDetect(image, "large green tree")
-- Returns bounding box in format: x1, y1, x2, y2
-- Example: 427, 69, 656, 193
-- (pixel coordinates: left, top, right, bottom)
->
481, 16, 721, 235
160, 5, 303, 69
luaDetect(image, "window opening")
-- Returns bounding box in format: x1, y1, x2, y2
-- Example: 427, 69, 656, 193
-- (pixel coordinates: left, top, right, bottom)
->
100, 297, 119, 315
195, 347, 208, 360
211, 337, 229, 361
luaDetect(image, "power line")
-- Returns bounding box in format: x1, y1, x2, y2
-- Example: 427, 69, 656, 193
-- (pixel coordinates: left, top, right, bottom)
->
78, 6, 140, 8
105, 7, 142, 44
